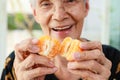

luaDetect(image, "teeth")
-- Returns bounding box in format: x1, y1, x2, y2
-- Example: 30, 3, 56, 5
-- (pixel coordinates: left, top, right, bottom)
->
53, 26, 71, 31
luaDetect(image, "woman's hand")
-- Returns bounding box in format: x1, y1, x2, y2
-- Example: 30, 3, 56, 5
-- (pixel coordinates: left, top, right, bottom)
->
14, 38, 57, 80
68, 41, 112, 80
54, 55, 80, 80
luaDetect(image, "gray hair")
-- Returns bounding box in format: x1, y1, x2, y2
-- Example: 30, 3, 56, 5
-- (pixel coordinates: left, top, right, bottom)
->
30, 0, 87, 7
30, 0, 36, 7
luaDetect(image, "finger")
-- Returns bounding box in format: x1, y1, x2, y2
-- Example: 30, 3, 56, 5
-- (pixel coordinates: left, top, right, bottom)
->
14, 38, 40, 61
68, 60, 111, 79
33, 76, 45, 80
100, 66, 111, 79
14, 49, 24, 62
20, 54, 55, 70
80, 41, 102, 51
15, 38, 32, 52
69, 70, 108, 80
25, 67, 58, 79
68, 60, 103, 74
15, 38, 39, 52
68, 69, 96, 80
68, 69, 108, 80
104, 58, 112, 70
73, 50, 106, 65
73, 51, 112, 70
28, 38, 40, 52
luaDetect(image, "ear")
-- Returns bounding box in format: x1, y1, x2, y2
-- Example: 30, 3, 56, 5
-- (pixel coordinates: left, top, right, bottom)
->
31, 8, 39, 23
30, 4, 36, 16
33, 9, 36, 16
30, 4, 40, 23
84, 0, 89, 17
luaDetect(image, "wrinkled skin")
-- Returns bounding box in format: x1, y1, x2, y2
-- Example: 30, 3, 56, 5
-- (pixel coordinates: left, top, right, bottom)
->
14, 0, 112, 80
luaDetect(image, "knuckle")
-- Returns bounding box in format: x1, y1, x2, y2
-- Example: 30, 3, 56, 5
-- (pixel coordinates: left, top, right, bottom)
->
96, 49, 101, 54
108, 60, 112, 67
108, 71, 111, 78
27, 54, 36, 63
104, 69, 111, 78
107, 70, 111, 77
94, 49, 101, 56
42, 67, 54, 74
90, 60, 96, 67
96, 41, 101, 47
41, 56, 49, 62
83, 71, 91, 78
94, 49, 103, 60
82, 51, 88, 59
14, 43, 20, 51
29, 54, 36, 60
95, 41, 102, 51
45, 60, 51, 65
107, 59, 112, 69
37, 68, 46, 75
102, 66, 111, 77
26, 38, 33, 44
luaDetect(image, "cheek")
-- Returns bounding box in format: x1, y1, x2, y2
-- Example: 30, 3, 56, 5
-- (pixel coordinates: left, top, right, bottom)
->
36, 13, 47, 25
35, 11, 51, 35
68, 5, 86, 21
68, 7, 85, 36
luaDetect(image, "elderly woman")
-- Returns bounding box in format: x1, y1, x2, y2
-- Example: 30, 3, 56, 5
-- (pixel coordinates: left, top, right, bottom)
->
1, 0, 120, 80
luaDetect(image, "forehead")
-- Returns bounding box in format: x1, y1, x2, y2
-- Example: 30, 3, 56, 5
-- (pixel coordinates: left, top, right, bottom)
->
36, 0, 82, 2
36, 0, 63, 2
35, 0, 84, 3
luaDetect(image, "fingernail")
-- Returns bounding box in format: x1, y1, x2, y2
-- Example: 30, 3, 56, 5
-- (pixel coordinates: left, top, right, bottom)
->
32, 38, 38, 44
53, 67, 58, 72
73, 52, 80, 60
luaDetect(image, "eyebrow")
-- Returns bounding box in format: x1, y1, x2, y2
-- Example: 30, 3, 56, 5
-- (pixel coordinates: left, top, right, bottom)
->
38, 0, 55, 2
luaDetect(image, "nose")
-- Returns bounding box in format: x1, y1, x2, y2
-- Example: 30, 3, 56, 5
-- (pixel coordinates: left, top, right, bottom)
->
52, 5, 69, 22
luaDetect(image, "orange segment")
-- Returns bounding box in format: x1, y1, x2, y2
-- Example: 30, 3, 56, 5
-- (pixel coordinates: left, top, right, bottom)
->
60, 37, 72, 57
47, 39, 60, 58
37, 35, 60, 59
66, 39, 82, 61
37, 35, 82, 60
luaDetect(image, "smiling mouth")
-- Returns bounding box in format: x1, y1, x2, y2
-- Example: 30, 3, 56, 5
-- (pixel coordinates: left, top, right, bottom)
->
52, 25, 73, 31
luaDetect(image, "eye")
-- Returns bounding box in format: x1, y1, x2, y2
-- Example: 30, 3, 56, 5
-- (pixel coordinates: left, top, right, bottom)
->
65, 0, 76, 2
68, 0, 75, 2
40, 1, 52, 8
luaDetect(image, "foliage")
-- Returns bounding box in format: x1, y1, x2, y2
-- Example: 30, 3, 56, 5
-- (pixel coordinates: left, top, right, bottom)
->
8, 13, 41, 30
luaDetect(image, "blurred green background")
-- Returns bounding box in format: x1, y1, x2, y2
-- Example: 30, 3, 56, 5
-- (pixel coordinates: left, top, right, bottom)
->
109, 0, 120, 50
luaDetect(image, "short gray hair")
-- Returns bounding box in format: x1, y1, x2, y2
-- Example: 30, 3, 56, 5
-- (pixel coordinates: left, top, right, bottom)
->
30, 0, 36, 7
30, 0, 87, 7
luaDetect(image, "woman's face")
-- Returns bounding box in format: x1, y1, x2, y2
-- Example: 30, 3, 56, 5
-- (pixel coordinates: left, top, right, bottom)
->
33, 0, 89, 41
